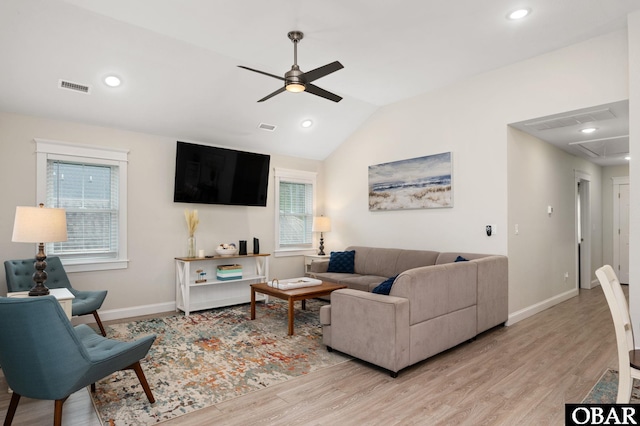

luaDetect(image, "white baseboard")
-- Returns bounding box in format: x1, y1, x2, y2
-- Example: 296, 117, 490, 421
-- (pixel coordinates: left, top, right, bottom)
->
72, 301, 176, 326
506, 288, 579, 326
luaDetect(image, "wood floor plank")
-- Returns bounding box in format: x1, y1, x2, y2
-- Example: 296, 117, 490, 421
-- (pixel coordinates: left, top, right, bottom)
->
0, 286, 620, 425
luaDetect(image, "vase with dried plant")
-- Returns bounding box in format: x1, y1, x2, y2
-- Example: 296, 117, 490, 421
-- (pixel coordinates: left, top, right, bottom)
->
184, 209, 199, 257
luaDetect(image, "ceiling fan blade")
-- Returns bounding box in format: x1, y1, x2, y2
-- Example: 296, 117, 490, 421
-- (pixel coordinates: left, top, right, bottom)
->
257, 86, 286, 102
238, 65, 285, 81
303, 61, 344, 83
305, 84, 342, 103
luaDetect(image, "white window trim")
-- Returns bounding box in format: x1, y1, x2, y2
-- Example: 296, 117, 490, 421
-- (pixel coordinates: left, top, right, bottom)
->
35, 138, 129, 272
274, 167, 318, 258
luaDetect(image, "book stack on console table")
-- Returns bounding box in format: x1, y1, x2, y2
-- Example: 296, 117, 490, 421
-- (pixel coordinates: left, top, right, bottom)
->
217, 264, 243, 280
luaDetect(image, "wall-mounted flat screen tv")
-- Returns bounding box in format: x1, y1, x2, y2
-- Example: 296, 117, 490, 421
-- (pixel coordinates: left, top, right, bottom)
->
173, 141, 270, 206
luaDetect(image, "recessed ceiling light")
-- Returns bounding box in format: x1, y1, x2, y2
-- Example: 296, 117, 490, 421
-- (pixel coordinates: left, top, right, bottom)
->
625, 155, 631, 161
301, 119, 313, 128
507, 8, 531, 20
104, 75, 121, 87
580, 127, 597, 134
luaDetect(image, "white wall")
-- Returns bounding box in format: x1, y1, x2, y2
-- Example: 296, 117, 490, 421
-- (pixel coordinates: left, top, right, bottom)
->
628, 11, 640, 331
602, 165, 630, 268
0, 112, 323, 317
508, 128, 602, 318
324, 29, 628, 321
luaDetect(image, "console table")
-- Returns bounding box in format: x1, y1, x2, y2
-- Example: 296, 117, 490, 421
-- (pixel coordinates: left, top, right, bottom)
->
175, 254, 270, 316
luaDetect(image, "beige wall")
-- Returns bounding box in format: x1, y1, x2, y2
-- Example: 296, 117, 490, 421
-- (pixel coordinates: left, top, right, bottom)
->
323, 29, 628, 322
0, 112, 323, 316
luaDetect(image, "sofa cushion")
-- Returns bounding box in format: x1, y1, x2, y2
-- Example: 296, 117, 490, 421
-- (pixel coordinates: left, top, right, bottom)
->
312, 273, 387, 292
327, 250, 356, 273
345, 246, 439, 278
372, 275, 398, 295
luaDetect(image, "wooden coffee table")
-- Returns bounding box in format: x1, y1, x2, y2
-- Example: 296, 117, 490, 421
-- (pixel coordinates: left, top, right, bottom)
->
250, 281, 347, 335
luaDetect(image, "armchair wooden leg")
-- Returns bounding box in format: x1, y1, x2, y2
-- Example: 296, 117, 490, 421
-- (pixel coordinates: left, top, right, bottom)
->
54, 397, 68, 426
92, 310, 107, 336
4, 391, 21, 426
130, 361, 155, 403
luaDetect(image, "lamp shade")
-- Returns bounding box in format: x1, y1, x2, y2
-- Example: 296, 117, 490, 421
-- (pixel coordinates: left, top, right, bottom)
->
312, 216, 331, 233
12, 205, 68, 243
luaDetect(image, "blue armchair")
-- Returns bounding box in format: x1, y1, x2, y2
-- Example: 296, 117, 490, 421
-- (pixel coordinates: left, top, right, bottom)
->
4, 257, 108, 336
0, 296, 156, 426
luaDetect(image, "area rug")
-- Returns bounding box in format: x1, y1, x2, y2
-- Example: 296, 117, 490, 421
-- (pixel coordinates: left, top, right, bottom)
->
582, 369, 640, 403
90, 299, 350, 425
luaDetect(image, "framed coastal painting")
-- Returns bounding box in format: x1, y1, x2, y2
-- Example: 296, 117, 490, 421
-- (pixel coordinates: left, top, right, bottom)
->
368, 152, 452, 211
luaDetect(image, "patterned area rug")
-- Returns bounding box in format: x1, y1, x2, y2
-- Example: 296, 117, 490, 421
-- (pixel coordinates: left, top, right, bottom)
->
90, 299, 350, 425
582, 369, 640, 403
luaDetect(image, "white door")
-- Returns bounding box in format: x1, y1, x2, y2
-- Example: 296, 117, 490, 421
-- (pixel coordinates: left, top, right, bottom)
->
619, 184, 630, 284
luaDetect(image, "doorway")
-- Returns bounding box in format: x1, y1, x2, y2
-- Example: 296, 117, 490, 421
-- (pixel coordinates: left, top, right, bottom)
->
613, 177, 630, 284
576, 171, 593, 289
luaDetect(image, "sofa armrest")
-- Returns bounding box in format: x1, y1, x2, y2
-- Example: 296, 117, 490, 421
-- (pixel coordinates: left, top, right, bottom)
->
328, 289, 410, 373
310, 260, 329, 273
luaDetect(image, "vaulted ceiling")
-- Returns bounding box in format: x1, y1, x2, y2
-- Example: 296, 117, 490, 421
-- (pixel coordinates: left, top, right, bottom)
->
0, 0, 638, 160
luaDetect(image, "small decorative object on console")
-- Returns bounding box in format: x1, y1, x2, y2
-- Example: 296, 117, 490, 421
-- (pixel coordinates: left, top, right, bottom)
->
216, 243, 238, 256
195, 269, 207, 283
184, 209, 199, 257
217, 264, 242, 280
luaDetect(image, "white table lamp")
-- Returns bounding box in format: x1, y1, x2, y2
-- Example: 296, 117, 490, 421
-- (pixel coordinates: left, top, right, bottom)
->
312, 216, 331, 256
12, 204, 68, 296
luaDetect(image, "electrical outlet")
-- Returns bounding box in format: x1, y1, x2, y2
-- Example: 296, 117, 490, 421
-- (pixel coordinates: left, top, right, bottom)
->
486, 224, 497, 236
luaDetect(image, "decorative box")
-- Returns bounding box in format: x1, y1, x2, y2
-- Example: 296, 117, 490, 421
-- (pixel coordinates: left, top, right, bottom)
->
217, 264, 243, 280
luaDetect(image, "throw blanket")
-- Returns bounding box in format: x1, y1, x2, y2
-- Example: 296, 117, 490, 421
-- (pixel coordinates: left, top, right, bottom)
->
268, 277, 323, 290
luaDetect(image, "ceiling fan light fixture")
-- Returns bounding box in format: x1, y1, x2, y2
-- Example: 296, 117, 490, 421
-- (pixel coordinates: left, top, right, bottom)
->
286, 82, 306, 93
238, 30, 343, 102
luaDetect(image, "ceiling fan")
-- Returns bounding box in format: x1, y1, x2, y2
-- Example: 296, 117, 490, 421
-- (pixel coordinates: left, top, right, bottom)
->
238, 31, 344, 103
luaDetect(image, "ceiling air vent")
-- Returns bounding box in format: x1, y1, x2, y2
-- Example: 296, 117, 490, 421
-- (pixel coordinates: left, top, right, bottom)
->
58, 79, 92, 94
524, 108, 616, 131
258, 123, 277, 132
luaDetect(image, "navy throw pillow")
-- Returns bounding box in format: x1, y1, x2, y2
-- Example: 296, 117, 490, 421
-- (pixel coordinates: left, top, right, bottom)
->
327, 250, 356, 273
455, 255, 469, 262
372, 275, 398, 295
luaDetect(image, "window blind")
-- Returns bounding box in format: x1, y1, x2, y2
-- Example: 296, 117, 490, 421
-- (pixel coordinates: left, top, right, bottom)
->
46, 160, 119, 258
278, 181, 313, 247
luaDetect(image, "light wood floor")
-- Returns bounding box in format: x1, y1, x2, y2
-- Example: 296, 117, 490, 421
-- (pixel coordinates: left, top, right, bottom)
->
0, 286, 618, 425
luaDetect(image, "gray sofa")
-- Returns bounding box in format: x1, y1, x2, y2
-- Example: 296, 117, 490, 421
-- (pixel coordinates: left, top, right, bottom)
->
308, 246, 508, 376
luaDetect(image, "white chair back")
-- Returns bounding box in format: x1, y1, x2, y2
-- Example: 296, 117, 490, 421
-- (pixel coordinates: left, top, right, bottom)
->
595, 264, 637, 402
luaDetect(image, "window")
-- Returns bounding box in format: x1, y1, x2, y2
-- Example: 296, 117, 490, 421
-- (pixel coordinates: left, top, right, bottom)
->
274, 168, 317, 256
36, 139, 129, 272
